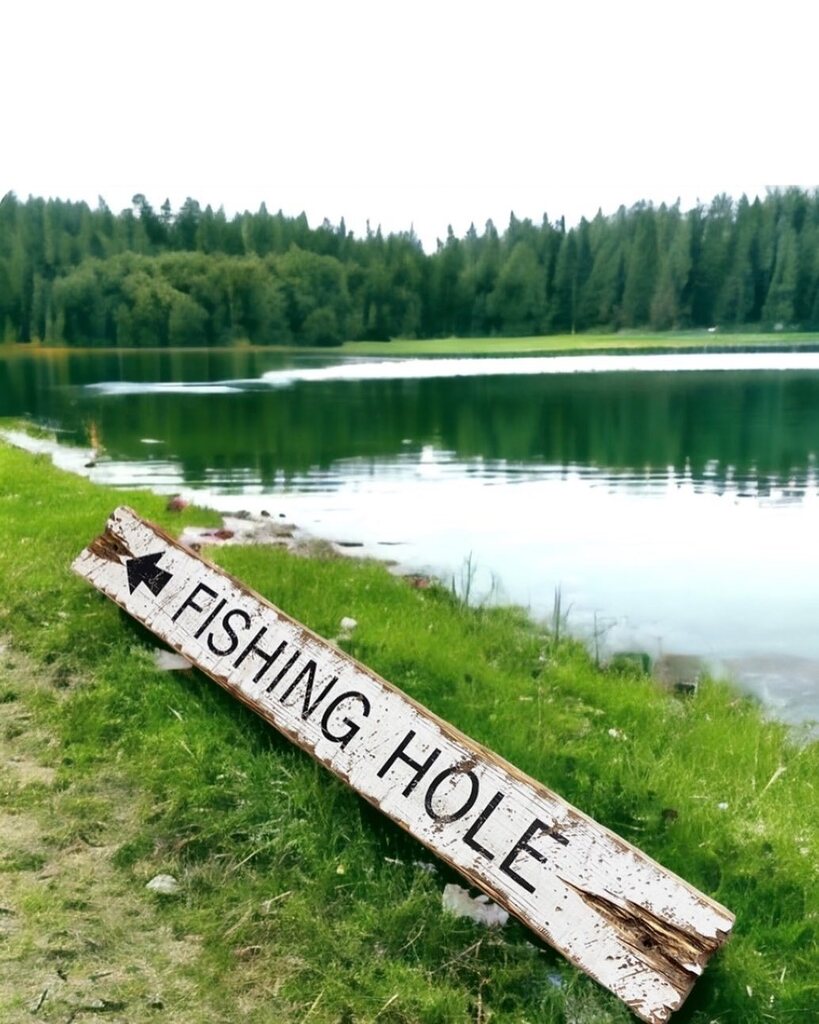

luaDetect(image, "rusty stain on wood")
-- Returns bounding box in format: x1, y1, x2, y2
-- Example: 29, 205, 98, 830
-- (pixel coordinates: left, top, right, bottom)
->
72, 507, 734, 1024
89, 529, 132, 563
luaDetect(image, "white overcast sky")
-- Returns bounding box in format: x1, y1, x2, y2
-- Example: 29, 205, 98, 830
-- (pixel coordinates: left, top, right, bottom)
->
3, 0, 816, 250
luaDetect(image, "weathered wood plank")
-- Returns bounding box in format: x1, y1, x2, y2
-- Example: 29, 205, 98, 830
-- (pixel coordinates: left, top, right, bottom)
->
73, 507, 734, 1023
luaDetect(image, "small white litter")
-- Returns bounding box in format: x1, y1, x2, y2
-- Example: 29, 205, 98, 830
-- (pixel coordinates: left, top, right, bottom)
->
339, 617, 358, 632
442, 883, 509, 928
153, 649, 193, 671
146, 874, 179, 895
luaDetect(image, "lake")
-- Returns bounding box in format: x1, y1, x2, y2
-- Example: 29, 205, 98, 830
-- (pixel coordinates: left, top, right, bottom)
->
3, 345, 819, 726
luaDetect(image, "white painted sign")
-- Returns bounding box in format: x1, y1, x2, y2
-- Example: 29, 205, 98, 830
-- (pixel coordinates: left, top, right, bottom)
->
73, 507, 734, 1023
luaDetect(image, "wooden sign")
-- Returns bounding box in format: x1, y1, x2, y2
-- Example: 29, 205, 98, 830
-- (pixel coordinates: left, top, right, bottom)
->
73, 507, 734, 1023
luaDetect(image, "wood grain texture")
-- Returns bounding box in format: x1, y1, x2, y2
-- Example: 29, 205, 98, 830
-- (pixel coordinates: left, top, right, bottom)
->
73, 507, 734, 1023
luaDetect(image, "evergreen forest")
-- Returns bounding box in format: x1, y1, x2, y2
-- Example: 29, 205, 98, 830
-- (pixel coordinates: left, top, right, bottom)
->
1, 188, 818, 347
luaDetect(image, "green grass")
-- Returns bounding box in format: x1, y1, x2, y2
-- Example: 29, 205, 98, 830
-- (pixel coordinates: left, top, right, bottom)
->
6, 329, 819, 361
0, 437, 816, 1023
336, 331, 819, 357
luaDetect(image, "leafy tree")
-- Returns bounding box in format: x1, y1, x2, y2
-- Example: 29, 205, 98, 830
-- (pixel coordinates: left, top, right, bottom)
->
302, 307, 341, 346
168, 292, 208, 346
277, 247, 350, 344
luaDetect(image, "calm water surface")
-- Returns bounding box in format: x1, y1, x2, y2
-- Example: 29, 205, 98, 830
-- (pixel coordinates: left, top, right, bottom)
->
3, 346, 819, 725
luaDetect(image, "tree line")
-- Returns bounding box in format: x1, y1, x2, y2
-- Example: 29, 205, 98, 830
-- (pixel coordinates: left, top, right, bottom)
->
1, 189, 818, 347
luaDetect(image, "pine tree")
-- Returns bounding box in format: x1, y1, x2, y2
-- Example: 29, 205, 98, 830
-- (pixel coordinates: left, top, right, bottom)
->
621, 205, 658, 327
763, 220, 799, 326
487, 240, 546, 335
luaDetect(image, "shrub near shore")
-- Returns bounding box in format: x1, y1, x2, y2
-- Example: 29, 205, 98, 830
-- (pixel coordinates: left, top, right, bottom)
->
0, 436, 816, 1023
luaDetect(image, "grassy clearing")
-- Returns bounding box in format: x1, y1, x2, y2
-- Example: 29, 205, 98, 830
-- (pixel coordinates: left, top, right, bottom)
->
336, 332, 819, 357
0, 437, 816, 1023
4, 330, 819, 362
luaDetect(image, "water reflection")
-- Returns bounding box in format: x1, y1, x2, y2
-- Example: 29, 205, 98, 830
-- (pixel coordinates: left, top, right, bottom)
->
3, 348, 819, 724
5, 351, 819, 496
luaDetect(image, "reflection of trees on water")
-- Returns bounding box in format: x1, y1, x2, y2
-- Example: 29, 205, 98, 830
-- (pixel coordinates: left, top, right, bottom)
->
4, 353, 819, 495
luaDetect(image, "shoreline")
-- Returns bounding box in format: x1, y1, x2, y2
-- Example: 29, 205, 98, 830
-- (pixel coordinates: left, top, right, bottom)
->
3, 329, 819, 360
0, 421, 433, 577
3, 422, 817, 733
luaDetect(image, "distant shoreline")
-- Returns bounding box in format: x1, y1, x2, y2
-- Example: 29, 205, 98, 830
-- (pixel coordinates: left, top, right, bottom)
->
3, 329, 819, 359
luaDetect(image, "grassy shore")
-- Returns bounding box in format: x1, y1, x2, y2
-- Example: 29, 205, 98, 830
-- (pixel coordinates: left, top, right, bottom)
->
3, 330, 819, 361
336, 332, 819, 357
0, 437, 816, 1023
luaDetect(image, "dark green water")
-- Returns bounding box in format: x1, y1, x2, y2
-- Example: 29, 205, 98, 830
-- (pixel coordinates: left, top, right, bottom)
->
3, 347, 819, 724
4, 348, 819, 488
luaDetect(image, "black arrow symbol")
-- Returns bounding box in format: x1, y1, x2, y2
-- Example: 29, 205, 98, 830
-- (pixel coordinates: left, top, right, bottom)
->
126, 552, 173, 596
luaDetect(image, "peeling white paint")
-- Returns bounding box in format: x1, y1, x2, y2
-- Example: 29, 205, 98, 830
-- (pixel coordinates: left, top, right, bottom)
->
73, 507, 734, 1023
